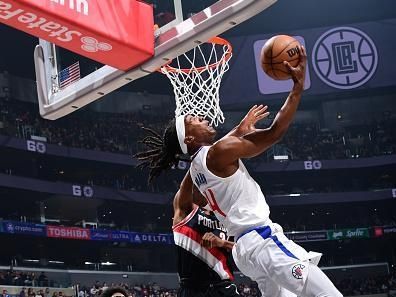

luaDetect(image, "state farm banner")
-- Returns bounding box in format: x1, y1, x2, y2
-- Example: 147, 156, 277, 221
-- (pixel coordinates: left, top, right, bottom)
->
47, 225, 91, 240
0, 0, 154, 70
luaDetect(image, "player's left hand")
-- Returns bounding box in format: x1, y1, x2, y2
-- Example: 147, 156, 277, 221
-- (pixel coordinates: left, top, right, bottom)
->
238, 104, 270, 135
201, 232, 224, 248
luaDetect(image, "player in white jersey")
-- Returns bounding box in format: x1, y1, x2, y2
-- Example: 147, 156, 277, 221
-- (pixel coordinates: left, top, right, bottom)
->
135, 46, 341, 296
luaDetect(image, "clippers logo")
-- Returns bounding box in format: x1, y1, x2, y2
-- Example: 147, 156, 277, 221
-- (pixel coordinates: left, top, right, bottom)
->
312, 27, 378, 89
81, 36, 112, 52
292, 264, 305, 280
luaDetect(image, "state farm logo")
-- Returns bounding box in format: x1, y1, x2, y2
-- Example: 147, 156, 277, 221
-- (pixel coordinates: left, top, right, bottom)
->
0, 1, 112, 52
81, 36, 112, 53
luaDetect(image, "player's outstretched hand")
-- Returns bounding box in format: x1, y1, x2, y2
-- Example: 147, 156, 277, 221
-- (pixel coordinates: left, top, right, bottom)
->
284, 45, 306, 87
201, 232, 224, 249
238, 104, 270, 135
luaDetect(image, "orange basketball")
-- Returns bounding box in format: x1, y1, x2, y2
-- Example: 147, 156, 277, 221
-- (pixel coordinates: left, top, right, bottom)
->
261, 35, 301, 80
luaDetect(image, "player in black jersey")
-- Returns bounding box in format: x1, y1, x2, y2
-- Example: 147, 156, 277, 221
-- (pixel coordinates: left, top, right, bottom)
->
172, 172, 239, 297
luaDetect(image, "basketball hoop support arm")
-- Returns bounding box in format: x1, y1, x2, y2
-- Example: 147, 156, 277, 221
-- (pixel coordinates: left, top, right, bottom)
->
34, 0, 277, 120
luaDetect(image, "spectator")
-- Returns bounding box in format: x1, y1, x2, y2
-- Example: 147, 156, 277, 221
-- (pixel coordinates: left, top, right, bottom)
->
38, 272, 48, 287
35, 289, 43, 297
89, 285, 98, 297
19, 288, 27, 297
44, 288, 50, 297
27, 288, 35, 297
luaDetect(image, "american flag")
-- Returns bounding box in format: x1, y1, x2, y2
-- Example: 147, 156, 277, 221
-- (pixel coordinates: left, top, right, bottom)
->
58, 61, 81, 89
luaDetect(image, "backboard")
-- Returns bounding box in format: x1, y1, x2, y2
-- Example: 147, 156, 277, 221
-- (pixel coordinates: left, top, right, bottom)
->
34, 0, 278, 120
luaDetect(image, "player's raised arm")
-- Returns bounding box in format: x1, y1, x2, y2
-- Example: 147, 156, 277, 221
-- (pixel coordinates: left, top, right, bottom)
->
211, 45, 306, 166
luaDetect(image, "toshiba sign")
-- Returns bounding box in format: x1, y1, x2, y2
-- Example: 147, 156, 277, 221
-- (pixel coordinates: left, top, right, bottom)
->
0, 0, 153, 70
47, 226, 90, 240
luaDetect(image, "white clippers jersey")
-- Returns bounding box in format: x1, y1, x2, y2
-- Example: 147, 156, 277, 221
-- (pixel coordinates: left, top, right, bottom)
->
190, 146, 271, 237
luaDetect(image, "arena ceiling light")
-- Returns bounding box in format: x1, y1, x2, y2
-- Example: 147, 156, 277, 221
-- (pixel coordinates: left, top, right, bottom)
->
101, 261, 116, 266
273, 155, 289, 161
23, 259, 39, 263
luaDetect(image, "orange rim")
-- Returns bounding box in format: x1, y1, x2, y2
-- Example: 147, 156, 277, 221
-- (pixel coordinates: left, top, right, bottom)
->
159, 36, 233, 74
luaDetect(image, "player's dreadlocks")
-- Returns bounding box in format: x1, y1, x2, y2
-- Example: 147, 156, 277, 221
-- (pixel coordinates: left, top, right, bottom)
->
134, 118, 184, 183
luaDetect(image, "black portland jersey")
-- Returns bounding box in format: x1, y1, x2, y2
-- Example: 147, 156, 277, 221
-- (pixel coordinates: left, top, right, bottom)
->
173, 206, 233, 282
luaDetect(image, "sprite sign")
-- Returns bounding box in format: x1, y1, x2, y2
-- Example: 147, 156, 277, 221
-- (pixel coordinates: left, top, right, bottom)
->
327, 228, 369, 240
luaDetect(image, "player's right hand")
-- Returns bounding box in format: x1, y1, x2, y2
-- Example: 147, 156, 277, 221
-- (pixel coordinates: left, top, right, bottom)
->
284, 45, 306, 88
201, 232, 223, 249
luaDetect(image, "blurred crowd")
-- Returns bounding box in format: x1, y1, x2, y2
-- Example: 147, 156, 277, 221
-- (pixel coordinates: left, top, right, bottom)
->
0, 270, 68, 297
335, 270, 396, 296
0, 271, 50, 287
79, 282, 257, 297
79, 282, 177, 297
79, 273, 396, 297
281, 116, 396, 160
2, 270, 396, 297
0, 99, 395, 162
0, 99, 169, 155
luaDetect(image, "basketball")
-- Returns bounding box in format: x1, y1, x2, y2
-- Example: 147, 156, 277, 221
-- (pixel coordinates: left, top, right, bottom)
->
260, 35, 301, 80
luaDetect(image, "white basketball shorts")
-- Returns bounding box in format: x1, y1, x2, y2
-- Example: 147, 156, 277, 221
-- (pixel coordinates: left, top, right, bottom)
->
232, 223, 322, 296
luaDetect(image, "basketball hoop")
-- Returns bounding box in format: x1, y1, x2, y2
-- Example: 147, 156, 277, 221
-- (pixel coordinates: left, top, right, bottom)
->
160, 37, 233, 127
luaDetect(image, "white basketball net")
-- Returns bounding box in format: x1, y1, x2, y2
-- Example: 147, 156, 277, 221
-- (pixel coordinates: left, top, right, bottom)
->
160, 37, 232, 127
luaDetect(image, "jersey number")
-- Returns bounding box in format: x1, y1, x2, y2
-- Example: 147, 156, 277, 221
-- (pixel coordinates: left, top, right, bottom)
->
203, 189, 226, 217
